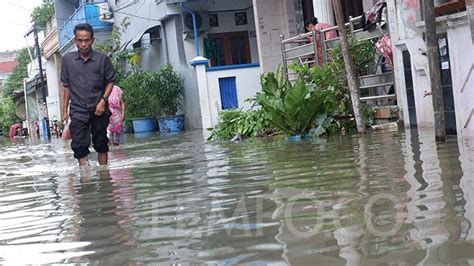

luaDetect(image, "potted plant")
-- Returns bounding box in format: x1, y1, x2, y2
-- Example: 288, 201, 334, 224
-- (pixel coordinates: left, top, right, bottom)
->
151, 65, 185, 133
120, 71, 159, 133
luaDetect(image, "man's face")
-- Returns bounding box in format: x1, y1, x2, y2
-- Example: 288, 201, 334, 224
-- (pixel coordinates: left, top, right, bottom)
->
75, 30, 94, 55
306, 24, 315, 32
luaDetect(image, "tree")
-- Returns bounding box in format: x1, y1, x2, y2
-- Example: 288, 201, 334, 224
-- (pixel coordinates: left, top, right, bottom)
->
95, 18, 142, 76
31, 2, 55, 28
3, 48, 32, 97
424, 0, 446, 142
332, 0, 365, 133
0, 96, 20, 134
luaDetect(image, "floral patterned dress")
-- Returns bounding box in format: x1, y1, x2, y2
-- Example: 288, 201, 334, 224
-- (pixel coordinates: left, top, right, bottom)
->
107, 86, 124, 144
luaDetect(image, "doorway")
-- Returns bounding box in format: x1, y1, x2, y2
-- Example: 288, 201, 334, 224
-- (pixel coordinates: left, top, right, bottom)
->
219, 77, 239, 110
302, 0, 314, 21
438, 33, 457, 135
402, 50, 417, 127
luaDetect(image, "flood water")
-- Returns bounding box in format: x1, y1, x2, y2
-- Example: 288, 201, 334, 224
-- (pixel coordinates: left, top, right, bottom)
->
1, 129, 474, 265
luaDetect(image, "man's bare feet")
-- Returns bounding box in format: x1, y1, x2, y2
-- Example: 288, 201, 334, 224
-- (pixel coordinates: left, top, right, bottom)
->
79, 165, 91, 183
98, 152, 108, 165
78, 156, 89, 167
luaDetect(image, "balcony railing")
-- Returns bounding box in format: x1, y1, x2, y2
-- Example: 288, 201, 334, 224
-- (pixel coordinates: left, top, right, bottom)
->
44, 17, 57, 38
59, 2, 113, 49
42, 18, 59, 58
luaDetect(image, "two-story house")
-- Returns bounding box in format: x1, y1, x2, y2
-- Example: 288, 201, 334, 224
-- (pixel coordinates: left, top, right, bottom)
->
43, 0, 381, 131
111, 0, 370, 130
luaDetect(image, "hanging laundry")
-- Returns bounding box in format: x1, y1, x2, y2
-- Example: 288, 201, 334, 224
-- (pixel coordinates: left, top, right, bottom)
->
360, 0, 387, 31
375, 35, 393, 66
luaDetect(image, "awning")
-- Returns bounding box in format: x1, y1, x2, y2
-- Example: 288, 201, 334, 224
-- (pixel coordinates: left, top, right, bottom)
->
25, 73, 47, 95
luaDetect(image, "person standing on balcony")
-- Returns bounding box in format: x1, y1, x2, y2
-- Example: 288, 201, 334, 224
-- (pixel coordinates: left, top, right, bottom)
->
305, 17, 337, 65
61, 23, 117, 167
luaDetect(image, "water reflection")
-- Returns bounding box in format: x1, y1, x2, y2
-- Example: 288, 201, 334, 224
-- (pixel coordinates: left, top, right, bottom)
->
74, 163, 137, 262
0, 130, 474, 264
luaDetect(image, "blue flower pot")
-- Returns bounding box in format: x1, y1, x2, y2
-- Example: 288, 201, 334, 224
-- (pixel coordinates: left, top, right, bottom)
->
132, 118, 156, 133
158, 114, 185, 133
286, 134, 303, 141
286, 134, 310, 141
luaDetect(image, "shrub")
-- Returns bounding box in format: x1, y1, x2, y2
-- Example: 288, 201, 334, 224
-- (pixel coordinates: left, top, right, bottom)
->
289, 39, 378, 131
0, 96, 20, 134
120, 71, 159, 120
31, 2, 55, 29
208, 108, 274, 141
254, 65, 339, 136
120, 65, 184, 121
151, 65, 183, 116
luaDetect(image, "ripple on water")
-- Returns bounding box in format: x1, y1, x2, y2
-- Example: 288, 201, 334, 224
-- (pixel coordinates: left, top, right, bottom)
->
0, 130, 474, 264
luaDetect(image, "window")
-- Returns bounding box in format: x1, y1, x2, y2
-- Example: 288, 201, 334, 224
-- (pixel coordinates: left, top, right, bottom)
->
230, 36, 248, 65
420, 0, 466, 17
145, 26, 161, 44
435, 0, 466, 16
235, 12, 248, 25
205, 31, 251, 67
210, 14, 219, 27
342, 0, 364, 22
133, 40, 142, 49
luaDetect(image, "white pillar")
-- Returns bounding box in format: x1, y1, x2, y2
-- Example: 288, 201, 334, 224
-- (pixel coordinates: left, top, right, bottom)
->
191, 56, 213, 130
312, 0, 335, 25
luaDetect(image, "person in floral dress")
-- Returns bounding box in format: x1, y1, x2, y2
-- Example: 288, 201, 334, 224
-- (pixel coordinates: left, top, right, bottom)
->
305, 17, 337, 65
107, 85, 125, 146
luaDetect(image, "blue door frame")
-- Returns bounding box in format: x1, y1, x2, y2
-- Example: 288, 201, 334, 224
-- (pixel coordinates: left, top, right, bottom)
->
219, 77, 238, 109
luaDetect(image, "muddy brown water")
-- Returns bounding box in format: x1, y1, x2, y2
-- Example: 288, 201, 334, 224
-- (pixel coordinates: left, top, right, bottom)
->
0, 129, 473, 265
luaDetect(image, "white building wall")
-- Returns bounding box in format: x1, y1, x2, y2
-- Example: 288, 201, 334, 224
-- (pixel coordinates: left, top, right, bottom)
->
405, 39, 435, 128
253, 0, 299, 73
388, 0, 474, 135
165, 17, 202, 129
45, 58, 61, 122
140, 41, 166, 72
388, 0, 435, 127
446, 23, 474, 136
206, 66, 261, 127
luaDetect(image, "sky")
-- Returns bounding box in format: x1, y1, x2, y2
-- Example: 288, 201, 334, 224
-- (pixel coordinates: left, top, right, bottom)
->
0, 0, 43, 52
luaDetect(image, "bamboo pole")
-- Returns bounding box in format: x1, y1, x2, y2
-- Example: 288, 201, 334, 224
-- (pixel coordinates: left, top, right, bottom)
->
424, 0, 446, 142
332, 0, 365, 133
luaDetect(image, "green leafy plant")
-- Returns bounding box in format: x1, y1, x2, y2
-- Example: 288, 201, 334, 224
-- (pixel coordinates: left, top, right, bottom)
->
31, 2, 55, 28
119, 72, 159, 120
330, 39, 377, 77
0, 96, 20, 133
208, 108, 274, 141
288, 39, 378, 133
3, 48, 32, 97
120, 65, 183, 121
254, 65, 338, 136
152, 65, 183, 116
363, 104, 376, 127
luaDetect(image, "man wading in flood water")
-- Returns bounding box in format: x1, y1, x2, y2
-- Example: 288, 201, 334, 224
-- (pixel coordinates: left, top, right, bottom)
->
61, 23, 117, 166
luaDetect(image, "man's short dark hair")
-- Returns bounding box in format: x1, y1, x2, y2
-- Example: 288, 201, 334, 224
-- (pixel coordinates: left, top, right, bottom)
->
304, 17, 319, 27
74, 23, 94, 37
